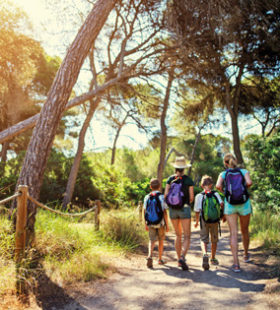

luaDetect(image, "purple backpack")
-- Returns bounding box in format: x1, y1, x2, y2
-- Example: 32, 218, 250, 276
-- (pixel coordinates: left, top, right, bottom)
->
225, 168, 249, 205
166, 180, 184, 209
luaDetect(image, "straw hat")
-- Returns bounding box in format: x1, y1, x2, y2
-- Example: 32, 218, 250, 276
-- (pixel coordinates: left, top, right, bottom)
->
172, 156, 191, 169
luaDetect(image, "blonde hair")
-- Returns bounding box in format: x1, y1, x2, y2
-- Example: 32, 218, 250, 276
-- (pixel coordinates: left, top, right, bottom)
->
201, 175, 213, 187
224, 153, 238, 168
150, 178, 160, 190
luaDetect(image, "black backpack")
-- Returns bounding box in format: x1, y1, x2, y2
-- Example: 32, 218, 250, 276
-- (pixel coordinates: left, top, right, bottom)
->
144, 192, 164, 226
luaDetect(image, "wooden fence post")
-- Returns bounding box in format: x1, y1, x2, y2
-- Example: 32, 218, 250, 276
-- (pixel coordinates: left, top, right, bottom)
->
94, 200, 101, 231
15, 185, 28, 263
138, 201, 143, 222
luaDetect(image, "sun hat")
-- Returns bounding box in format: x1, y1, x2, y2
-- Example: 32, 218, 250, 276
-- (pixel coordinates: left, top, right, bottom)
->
172, 156, 191, 169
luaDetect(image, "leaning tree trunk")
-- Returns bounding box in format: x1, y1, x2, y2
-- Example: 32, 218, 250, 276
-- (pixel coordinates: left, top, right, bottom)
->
16, 0, 117, 246
157, 72, 174, 187
62, 99, 100, 209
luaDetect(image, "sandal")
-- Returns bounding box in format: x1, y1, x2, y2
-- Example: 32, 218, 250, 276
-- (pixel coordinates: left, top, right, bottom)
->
158, 259, 165, 265
231, 264, 241, 273
210, 258, 219, 265
146, 257, 153, 268
244, 254, 251, 263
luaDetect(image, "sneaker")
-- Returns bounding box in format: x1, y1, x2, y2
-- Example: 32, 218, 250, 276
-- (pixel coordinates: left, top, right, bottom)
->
202, 255, 210, 270
178, 257, 189, 271
146, 257, 153, 268
158, 259, 165, 265
210, 258, 219, 265
231, 264, 241, 273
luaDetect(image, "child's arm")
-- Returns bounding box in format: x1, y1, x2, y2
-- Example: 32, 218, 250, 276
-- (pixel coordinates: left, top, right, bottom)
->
143, 197, 149, 231
194, 211, 200, 228
163, 209, 169, 232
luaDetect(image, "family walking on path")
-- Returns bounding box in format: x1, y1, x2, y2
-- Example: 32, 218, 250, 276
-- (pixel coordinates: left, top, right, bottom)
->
144, 153, 253, 273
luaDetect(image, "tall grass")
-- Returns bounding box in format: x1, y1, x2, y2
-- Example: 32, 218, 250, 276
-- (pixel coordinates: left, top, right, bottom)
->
250, 210, 280, 255
0, 206, 147, 295
0, 216, 16, 295
101, 208, 148, 251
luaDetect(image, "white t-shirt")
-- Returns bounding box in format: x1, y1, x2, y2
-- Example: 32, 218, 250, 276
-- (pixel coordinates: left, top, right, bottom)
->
143, 191, 167, 227
194, 191, 223, 213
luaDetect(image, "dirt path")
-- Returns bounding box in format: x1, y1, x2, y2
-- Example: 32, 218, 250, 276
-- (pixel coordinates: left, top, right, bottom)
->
56, 222, 279, 310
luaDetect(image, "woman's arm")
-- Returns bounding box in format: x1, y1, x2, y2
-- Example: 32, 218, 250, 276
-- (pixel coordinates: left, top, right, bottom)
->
216, 175, 224, 192
244, 171, 253, 188
189, 186, 194, 204
164, 183, 170, 199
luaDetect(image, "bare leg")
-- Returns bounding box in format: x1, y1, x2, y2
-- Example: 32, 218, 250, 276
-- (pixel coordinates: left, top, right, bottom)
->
181, 218, 191, 258
226, 213, 239, 266
171, 219, 182, 260
201, 241, 208, 255
158, 240, 164, 260
148, 240, 156, 258
211, 242, 217, 259
239, 214, 251, 257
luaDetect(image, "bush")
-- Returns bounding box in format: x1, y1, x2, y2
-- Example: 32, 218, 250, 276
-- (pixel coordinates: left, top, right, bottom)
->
245, 131, 280, 213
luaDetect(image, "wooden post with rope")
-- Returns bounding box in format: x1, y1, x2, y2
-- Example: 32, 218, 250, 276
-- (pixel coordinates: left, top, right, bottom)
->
15, 185, 28, 263
138, 201, 143, 222
94, 200, 101, 231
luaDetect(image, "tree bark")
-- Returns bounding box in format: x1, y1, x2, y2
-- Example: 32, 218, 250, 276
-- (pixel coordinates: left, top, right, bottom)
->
62, 99, 100, 209
188, 129, 202, 176
16, 0, 117, 245
111, 113, 129, 165
0, 141, 9, 174
157, 72, 174, 187
225, 83, 244, 166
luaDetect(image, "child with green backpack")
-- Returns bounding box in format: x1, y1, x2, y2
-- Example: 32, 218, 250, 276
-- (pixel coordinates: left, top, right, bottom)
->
194, 175, 224, 270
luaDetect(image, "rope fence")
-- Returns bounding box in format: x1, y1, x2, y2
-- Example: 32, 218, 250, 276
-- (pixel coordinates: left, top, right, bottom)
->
0, 185, 101, 265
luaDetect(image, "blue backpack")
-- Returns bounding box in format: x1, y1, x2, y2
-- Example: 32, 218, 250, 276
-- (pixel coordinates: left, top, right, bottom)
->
225, 168, 249, 205
145, 192, 163, 226
166, 178, 184, 209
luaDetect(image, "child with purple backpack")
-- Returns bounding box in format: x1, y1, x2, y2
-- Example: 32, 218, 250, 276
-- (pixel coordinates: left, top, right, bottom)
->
216, 153, 253, 273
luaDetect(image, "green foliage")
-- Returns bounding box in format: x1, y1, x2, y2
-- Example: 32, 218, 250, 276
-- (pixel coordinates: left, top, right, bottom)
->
250, 210, 280, 255
245, 131, 280, 213
40, 150, 100, 206
101, 208, 147, 250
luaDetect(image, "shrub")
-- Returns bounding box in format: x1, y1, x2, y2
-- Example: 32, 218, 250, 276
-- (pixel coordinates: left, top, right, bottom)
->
245, 131, 280, 213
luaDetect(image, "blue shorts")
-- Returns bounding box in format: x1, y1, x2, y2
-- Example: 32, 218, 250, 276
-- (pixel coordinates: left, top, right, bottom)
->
224, 199, 252, 216
169, 205, 191, 219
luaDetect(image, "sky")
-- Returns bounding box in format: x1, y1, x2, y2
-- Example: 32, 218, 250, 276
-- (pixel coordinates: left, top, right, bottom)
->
12, 0, 150, 153
12, 0, 261, 154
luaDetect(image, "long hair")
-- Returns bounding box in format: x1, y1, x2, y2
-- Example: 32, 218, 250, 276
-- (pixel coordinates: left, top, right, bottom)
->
224, 153, 238, 168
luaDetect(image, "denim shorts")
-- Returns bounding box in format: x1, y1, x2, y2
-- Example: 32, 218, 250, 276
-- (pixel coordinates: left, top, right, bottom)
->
169, 205, 191, 220
224, 199, 252, 216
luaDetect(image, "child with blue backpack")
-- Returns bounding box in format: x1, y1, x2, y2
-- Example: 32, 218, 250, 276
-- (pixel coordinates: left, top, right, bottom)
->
144, 178, 169, 268
194, 175, 224, 270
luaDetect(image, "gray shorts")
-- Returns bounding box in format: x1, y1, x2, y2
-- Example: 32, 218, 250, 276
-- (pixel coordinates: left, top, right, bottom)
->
169, 205, 191, 220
